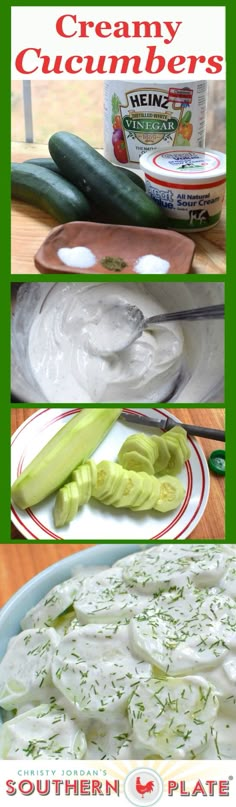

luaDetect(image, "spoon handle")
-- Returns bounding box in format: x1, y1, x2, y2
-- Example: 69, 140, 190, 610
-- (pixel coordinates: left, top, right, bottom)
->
145, 304, 224, 326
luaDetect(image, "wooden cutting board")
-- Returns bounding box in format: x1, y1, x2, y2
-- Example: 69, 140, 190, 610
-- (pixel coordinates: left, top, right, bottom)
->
0, 544, 94, 607
11, 144, 226, 275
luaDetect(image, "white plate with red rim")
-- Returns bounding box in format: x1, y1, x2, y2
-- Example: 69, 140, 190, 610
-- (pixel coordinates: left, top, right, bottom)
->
11, 407, 210, 541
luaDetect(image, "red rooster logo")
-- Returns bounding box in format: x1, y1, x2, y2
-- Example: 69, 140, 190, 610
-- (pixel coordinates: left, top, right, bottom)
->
136, 776, 155, 798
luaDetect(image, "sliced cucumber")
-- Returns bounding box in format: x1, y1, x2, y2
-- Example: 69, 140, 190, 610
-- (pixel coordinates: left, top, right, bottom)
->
93, 460, 115, 501
54, 470, 92, 527
162, 436, 184, 476
86, 459, 97, 489
53, 486, 71, 528
118, 434, 156, 465
94, 463, 140, 509
67, 481, 80, 521
99, 464, 124, 505
154, 476, 185, 512
103, 465, 129, 507
120, 450, 154, 476
164, 433, 186, 465
131, 472, 157, 511
72, 464, 93, 504
168, 426, 191, 461
152, 435, 170, 474
115, 470, 143, 508
128, 676, 218, 759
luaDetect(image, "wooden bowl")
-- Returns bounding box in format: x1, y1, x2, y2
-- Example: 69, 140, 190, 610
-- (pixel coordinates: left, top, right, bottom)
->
34, 221, 195, 275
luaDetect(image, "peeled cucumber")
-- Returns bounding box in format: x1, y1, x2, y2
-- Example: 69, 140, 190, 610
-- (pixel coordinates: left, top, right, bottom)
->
162, 437, 184, 476
152, 436, 170, 474
72, 464, 93, 504
54, 482, 79, 528
166, 426, 191, 462
118, 427, 190, 477
114, 470, 143, 508
131, 472, 156, 511
85, 460, 98, 488
155, 476, 185, 513
120, 450, 154, 476
96, 463, 123, 506
118, 434, 156, 465
92, 460, 116, 502
92, 461, 185, 513
11, 408, 121, 510
53, 457, 186, 525
54, 461, 97, 527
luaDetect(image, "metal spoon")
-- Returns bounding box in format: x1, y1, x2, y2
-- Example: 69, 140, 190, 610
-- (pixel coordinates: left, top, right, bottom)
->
97, 303, 224, 355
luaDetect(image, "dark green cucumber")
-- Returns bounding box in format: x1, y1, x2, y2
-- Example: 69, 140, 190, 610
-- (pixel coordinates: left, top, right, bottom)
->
116, 167, 145, 191
11, 162, 91, 223
49, 132, 165, 228
24, 157, 61, 174
24, 158, 145, 191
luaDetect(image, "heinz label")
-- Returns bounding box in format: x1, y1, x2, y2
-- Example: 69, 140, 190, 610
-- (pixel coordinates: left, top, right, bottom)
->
104, 81, 207, 167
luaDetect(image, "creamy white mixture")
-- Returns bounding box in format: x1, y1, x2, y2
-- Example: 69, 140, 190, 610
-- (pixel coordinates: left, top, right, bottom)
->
0, 544, 236, 760
27, 283, 184, 402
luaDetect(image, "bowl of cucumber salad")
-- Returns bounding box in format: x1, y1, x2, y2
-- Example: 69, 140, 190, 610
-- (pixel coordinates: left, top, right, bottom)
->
0, 543, 236, 761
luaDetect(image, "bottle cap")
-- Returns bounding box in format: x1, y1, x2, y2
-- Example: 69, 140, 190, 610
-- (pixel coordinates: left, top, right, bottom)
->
208, 449, 225, 476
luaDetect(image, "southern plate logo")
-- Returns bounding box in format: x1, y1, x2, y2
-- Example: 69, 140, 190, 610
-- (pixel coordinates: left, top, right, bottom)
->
124, 768, 163, 805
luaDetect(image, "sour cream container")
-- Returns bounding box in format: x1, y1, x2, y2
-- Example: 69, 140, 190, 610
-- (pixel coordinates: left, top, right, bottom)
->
140, 147, 226, 231
104, 81, 208, 168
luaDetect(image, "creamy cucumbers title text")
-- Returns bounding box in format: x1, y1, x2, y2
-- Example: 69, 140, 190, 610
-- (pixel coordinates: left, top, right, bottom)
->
15, 16, 223, 76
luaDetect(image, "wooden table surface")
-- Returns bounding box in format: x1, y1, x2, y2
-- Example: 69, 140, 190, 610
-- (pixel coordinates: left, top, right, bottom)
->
11, 408, 225, 540
11, 143, 226, 275
0, 543, 93, 608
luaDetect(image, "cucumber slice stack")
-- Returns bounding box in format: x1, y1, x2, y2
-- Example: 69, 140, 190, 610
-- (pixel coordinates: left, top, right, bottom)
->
54, 460, 97, 528
52, 427, 188, 528
118, 426, 191, 477
93, 462, 185, 514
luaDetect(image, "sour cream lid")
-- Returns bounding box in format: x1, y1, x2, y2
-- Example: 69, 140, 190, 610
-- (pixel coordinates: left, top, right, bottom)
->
140, 147, 226, 185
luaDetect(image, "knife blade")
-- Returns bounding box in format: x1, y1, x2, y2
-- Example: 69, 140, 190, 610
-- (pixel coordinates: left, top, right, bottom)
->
120, 411, 225, 442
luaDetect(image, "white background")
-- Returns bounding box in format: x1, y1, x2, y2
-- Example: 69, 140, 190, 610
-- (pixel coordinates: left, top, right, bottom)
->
0, 760, 235, 804
11, 6, 225, 80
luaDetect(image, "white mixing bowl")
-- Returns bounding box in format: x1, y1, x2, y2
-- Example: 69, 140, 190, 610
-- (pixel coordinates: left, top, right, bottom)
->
11, 282, 224, 403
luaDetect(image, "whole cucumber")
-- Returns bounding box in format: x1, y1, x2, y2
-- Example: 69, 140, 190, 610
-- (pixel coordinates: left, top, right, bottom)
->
49, 131, 165, 228
24, 157, 145, 192
24, 157, 61, 174
116, 166, 145, 191
11, 162, 92, 223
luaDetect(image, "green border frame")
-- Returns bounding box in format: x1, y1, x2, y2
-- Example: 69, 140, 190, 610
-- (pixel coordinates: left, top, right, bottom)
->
3, 0, 231, 543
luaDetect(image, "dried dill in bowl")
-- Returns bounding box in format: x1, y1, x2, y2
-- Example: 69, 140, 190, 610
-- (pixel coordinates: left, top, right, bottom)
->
100, 256, 127, 272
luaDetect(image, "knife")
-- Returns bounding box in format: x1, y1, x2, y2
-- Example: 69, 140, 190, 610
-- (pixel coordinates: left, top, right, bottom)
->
120, 411, 225, 442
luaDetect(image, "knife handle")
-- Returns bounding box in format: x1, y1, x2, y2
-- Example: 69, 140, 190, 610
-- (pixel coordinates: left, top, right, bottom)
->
165, 418, 225, 442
